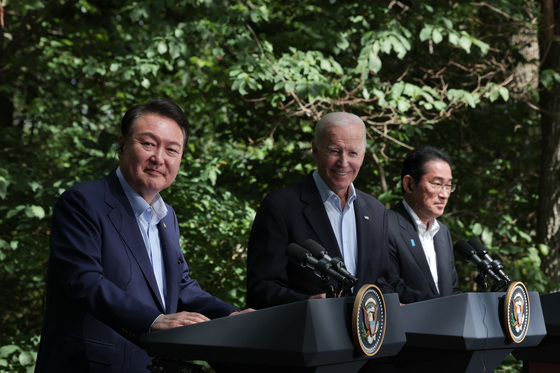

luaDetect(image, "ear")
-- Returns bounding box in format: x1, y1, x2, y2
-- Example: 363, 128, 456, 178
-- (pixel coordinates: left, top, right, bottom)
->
117, 136, 125, 155
311, 141, 318, 155
403, 175, 415, 193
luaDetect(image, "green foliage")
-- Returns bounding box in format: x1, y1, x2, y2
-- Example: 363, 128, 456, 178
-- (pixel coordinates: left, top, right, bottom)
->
0, 1, 550, 371
497, 353, 523, 372
0, 334, 38, 373
541, 69, 560, 91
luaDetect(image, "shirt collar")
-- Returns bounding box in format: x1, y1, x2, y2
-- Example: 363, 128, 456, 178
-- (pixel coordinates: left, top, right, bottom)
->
402, 199, 439, 236
312, 170, 357, 207
116, 167, 168, 224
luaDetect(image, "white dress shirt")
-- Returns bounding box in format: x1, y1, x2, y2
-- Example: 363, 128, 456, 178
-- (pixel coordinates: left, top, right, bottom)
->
402, 199, 440, 293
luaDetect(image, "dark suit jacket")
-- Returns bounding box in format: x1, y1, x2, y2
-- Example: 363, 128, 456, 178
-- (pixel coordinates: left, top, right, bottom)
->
246, 172, 393, 309
35, 170, 236, 373
387, 200, 461, 304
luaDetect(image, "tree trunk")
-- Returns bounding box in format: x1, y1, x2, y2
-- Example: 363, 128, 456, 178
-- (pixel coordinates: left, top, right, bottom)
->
537, 0, 560, 290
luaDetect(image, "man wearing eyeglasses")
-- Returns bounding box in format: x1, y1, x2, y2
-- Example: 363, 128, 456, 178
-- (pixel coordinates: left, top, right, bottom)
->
387, 146, 461, 304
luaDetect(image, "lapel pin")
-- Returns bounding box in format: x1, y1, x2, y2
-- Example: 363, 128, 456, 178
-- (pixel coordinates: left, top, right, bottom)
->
411, 239, 416, 247
364, 216, 369, 220
162, 222, 167, 229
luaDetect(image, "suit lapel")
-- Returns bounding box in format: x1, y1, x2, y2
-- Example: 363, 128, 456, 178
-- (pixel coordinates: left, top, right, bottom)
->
434, 232, 451, 296
159, 219, 179, 313
300, 174, 343, 258
394, 202, 439, 294
105, 171, 166, 312
353, 195, 372, 279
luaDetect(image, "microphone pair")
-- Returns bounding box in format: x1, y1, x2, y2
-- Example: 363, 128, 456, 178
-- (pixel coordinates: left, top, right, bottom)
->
287, 239, 358, 286
455, 238, 511, 291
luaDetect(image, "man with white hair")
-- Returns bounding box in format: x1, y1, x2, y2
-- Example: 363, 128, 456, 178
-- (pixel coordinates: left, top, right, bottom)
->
247, 112, 393, 309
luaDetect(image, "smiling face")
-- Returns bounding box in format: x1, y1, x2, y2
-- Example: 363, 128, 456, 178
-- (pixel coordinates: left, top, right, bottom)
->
404, 159, 453, 226
312, 119, 366, 204
118, 113, 184, 204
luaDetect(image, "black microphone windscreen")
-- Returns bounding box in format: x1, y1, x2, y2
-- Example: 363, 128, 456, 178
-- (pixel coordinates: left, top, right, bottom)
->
468, 239, 488, 255
287, 243, 309, 264
454, 239, 475, 259
301, 239, 327, 258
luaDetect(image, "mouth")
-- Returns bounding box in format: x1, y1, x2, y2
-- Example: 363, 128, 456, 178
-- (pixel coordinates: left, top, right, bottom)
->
333, 171, 349, 176
146, 168, 164, 176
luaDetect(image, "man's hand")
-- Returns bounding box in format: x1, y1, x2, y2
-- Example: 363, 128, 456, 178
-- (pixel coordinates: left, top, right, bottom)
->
151, 311, 210, 331
309, 293, 326, 300
230, 308, 255, 316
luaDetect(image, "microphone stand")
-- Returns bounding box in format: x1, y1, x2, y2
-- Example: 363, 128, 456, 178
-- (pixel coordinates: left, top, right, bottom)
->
475, 273, 508, 292
326, 284, 336, 298
475, 273, 489, 292
325, 277, 356, 298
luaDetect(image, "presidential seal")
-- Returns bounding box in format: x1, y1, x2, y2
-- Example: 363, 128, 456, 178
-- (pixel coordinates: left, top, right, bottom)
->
352, 284, 386, 356
504, 281, 530, 343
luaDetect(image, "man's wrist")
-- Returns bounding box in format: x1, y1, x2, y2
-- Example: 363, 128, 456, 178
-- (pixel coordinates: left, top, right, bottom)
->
149, 314, 164, 332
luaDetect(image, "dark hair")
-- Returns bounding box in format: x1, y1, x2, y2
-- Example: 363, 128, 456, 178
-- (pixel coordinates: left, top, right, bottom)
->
401, 146, 452, 193
120, 98, 190, 148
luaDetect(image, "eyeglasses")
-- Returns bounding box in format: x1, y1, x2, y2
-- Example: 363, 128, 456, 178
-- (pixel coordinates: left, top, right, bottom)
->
428, 181, 456, 194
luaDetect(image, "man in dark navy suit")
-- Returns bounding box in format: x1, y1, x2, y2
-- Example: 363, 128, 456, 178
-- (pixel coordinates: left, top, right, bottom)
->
35, 98, 250, 372
247, 112, 393, 309
387, 146, 461, 304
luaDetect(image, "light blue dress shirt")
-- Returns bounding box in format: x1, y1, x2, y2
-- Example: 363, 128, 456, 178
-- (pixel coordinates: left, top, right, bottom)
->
117, 167, 167, 311
312, 170, 358, 276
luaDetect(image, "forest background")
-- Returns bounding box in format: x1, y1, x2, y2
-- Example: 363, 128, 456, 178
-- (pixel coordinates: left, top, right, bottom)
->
1, 0, 560, 371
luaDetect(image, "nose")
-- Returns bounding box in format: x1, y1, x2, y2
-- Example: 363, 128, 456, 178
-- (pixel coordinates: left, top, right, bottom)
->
439, 188, 451, 197
150, 146, 165, 164
336, 153, 349, 167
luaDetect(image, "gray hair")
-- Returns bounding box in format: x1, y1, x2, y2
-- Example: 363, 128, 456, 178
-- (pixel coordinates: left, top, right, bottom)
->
313, 112, 367, 150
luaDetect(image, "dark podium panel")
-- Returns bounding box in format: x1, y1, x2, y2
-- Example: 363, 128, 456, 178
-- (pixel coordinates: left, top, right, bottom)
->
513, 292, 560, 371
142, 293, 406, 372
390, 292, 546, 373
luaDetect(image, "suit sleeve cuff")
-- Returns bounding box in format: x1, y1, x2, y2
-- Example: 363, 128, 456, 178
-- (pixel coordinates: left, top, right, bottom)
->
149, 314, 164, 332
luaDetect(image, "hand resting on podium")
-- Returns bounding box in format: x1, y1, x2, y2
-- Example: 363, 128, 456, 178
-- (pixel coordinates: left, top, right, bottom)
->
151, 309, 255, 331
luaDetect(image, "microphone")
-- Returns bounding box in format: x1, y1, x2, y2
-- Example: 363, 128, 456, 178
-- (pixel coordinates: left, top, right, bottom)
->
467, 239, 511, 284
286, 243, 347, 283
301, 239, 357, 286
454, 240, 502, 283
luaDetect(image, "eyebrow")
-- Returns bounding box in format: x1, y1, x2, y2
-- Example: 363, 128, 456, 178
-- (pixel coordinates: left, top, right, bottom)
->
138, 132, 183, 148
430, 176, 453, 183
326, 145, 361, 152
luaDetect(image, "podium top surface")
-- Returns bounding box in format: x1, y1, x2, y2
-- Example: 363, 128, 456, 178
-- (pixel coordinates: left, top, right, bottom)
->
400, 292, 546, 350
142, 293, 405, 368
